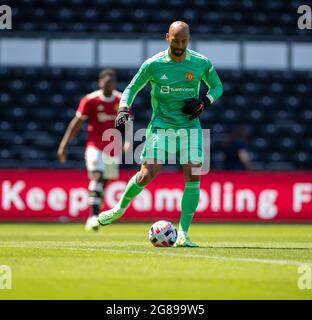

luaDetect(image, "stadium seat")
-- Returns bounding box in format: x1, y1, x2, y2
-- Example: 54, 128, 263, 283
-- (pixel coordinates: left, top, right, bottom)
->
8, 0, 310, 35
0, 67, 311, 170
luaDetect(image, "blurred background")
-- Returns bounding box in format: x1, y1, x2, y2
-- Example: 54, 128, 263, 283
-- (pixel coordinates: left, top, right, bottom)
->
0, 0, 311, 171
0, 0, 311, 221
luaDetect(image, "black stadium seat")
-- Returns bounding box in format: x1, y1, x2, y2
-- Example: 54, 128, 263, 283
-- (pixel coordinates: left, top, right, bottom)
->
5, 0, 311, 36
0, 64, 311, 170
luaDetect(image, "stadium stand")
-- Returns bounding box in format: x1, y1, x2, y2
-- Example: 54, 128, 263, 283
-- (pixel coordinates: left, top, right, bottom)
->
1, 1, 311, 171
0, 67, 311, 170
5, 0, 310, 36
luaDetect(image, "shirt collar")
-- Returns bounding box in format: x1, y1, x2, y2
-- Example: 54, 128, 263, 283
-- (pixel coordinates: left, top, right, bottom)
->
100, 93, 115, 102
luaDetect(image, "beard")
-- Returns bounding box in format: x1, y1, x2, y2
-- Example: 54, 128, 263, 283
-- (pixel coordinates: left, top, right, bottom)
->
171, 47, 185, 57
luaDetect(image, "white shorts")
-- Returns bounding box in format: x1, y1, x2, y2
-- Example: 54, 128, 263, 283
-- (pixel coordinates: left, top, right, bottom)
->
85, 146, 119, 179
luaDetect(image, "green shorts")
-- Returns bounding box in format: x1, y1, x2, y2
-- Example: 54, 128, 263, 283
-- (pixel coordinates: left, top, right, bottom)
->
140, 126, 203, 164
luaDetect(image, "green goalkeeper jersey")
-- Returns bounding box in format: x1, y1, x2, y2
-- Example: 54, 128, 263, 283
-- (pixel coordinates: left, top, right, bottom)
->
120, 48, 223, 129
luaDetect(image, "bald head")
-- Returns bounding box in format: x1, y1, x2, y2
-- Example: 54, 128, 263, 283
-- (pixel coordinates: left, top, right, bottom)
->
166, 21, 190, 60
168, 21, 190, 36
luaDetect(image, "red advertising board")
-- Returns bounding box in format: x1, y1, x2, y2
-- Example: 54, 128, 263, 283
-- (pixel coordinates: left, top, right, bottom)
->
0, 169, 311, 222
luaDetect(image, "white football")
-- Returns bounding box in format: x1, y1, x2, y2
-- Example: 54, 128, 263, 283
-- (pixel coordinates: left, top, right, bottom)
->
149, 220, 177, 247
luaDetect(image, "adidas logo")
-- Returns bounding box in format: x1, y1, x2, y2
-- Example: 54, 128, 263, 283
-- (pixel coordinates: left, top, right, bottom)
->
160, 74, 168, 80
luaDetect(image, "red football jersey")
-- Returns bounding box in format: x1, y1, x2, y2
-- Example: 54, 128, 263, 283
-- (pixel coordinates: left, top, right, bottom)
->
76, 89, 121, 154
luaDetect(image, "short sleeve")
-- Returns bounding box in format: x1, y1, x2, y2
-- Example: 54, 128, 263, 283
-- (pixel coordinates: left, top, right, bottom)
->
76, 96, 90, 119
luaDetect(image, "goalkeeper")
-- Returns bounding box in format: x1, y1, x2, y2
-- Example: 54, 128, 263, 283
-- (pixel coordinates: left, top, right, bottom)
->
98, 21, 223, 247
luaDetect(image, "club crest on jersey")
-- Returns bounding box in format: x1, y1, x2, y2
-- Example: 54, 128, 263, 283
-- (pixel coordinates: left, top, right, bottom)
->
185, 72, 194, 81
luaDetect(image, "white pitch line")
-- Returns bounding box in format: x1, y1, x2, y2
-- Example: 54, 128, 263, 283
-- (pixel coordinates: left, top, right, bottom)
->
1, 243, 312, 267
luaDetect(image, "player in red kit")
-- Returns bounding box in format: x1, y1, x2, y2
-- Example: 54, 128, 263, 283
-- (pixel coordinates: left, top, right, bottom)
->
57, 69, 129, 230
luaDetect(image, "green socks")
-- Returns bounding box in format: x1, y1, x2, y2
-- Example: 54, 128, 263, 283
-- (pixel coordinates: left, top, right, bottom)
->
118, 173, 144, 209
117, 175, 200, 234
179, 181, 200, 234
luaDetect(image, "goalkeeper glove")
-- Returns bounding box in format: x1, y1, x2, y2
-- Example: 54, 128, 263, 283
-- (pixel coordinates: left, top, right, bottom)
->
115, 107, 131, 133
182, 96, 211, 119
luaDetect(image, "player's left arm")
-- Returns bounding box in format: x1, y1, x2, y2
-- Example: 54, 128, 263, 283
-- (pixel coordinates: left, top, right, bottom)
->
182, 60, 223, 119
202, 59, 223, 104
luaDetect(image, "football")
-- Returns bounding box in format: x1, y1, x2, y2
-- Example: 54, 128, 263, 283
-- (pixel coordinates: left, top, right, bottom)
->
149, 220, 177, 247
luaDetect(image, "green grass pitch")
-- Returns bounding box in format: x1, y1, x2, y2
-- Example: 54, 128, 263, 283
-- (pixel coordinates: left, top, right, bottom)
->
0, 223, 312, 300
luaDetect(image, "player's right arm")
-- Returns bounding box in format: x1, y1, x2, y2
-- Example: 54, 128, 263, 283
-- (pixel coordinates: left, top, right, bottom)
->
119, 60, 152, 109
115, 60, 151, 131
57, 96, 88, 162
238, 149, 251, 170
57, 116, 84, 162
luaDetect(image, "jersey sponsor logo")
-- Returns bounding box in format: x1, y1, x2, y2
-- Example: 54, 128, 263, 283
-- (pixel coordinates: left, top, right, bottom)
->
97, 112, 116, 122
160, 86, 195, 94
160, 74, 168, 80
185, 72, 194, 81
160, 86, 170, 93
